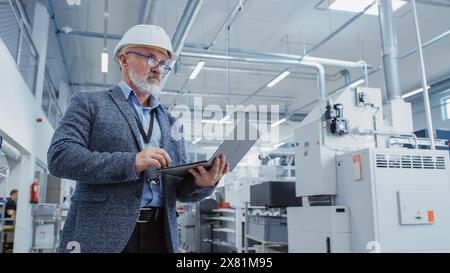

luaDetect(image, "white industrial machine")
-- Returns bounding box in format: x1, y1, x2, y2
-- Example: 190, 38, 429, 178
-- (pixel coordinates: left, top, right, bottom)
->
288, 86, 450, 253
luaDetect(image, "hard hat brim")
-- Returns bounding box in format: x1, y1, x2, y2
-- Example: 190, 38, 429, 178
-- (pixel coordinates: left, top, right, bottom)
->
115, 44, 175, 63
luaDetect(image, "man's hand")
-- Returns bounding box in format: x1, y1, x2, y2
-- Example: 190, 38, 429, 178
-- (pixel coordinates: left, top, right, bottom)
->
188, 155, 229, 188
135, 147, 172, 172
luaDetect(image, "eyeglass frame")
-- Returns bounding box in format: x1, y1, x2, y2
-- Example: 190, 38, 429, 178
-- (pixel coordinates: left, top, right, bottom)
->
124, 51, 172, 74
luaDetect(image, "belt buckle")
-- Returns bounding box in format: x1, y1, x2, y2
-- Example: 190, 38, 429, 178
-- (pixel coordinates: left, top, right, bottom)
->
137, 207, 160, 223
137, 208, 152, 223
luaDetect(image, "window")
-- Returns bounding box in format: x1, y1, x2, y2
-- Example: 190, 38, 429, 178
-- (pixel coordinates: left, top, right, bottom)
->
444, 97, 450, 120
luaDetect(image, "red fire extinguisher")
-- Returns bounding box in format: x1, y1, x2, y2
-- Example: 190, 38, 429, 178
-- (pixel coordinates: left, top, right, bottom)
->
30, 179, 40, 204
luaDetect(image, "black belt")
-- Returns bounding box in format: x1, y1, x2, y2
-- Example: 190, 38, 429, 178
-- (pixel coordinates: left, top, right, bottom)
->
137, 206, 163, 223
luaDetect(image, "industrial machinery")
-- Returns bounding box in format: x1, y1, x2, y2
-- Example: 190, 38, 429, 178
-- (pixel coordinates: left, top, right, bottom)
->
178, 199, 235, 253
288, 86, 450, 253
31, 203, 62, 253
247, 181, 301, 253
414, 129, 450, 155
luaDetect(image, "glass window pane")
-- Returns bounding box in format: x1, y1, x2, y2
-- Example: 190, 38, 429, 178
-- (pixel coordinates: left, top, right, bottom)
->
445, 98, 450, 120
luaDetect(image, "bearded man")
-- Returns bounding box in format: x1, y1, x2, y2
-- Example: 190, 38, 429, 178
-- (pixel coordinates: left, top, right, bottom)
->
48, 25, 228, 253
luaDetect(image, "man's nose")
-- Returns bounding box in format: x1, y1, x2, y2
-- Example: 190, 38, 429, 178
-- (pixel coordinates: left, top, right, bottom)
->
151, 64, 163, 74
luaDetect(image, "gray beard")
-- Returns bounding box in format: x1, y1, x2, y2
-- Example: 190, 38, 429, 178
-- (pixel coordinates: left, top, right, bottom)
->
129, 70, 161, 97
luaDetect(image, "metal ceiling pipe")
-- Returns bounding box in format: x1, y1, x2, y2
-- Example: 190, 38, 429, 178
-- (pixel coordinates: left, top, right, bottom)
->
179, 60, 348, 81
171, 0, 204, 58
180, 51, 327, 101
54, 27, 373, 72
149, 0, 161, 24
159, 0, 204, 89
378, 0, 402, 101
283, 66, 383, 120
140, 0, 152, 24
59, 28, 450, 67
140, 0, 160, 24
340, 69, 351, 85
204, 0, 247, 51
184, 44, 373, 69
399, 29, 450, 60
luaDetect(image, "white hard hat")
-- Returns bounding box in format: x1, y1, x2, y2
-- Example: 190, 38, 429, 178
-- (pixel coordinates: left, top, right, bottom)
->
114, 24, 174, 63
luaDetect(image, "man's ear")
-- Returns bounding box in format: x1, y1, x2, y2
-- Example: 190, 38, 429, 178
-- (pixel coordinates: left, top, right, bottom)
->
119, 53, 127, 71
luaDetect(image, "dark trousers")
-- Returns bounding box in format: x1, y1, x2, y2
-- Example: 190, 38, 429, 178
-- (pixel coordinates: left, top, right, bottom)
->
121, 210, 168, 253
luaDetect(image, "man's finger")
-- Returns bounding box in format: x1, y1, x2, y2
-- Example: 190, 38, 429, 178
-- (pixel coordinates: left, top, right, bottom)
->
148, 158, 162, 170
161, 150, 172, 166
218, 156, 226, 174
211, 157, 220, 176
223, 163, 229, 174
197, 165, 208, 175
188, 168, 201, 180
151, 153, 167, 168
155, 149, 172, 167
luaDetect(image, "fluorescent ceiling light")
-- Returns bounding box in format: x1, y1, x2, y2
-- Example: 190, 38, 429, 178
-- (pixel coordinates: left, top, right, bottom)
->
271, 118, 287, 128
401, 86, 430, 99
189, 61, 205, 80
66, 0, 81, 6
329, 0, 407, 16
267, 70, 290, 88
192, 137, 202, 144
61, 26, 73, 33
101, 51, 108, 73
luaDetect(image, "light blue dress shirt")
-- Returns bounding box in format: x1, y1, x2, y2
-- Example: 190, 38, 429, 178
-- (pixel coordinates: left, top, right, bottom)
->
118, 81, 164, 208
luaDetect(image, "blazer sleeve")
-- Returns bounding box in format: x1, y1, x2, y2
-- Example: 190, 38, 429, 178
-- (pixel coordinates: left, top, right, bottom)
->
47, 92, 141, 184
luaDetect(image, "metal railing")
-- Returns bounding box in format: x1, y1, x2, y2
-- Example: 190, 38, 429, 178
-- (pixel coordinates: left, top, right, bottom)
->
1, 0, 63, 128
0, 0, 39, 95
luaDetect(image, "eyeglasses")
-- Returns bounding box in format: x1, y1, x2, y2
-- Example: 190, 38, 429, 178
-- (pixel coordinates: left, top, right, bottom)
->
125, 51, 171, 74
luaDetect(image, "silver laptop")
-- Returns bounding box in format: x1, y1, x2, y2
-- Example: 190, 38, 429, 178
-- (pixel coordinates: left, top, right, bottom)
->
155, 118, 260, 177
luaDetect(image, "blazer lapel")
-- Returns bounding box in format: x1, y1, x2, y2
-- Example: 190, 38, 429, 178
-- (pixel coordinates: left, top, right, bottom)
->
109, 85, 143, 151
155, 107, 172, 152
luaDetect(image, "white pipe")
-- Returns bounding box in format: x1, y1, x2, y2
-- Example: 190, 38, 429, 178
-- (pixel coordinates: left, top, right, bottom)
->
358, 130, 419, 149
186, 47, 372, 69
411, 0, 435, 150
2, 140, 22, 161
181, 51, 327, 101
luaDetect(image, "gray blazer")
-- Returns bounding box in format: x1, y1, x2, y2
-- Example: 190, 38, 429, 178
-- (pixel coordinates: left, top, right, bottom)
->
47, 85, 215, 253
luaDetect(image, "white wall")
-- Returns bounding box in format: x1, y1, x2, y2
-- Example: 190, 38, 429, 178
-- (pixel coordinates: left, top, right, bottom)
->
0, 37, 55, 252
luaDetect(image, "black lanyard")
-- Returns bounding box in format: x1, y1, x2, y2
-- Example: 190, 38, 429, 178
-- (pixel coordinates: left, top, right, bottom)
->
137, 109, 156, 144
130, 100, 157, 144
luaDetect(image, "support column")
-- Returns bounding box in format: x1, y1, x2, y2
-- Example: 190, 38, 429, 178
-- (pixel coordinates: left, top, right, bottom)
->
378, 0, 402, 101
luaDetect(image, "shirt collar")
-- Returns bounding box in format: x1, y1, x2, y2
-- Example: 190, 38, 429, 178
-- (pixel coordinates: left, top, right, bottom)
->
118, 80, 161, 111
